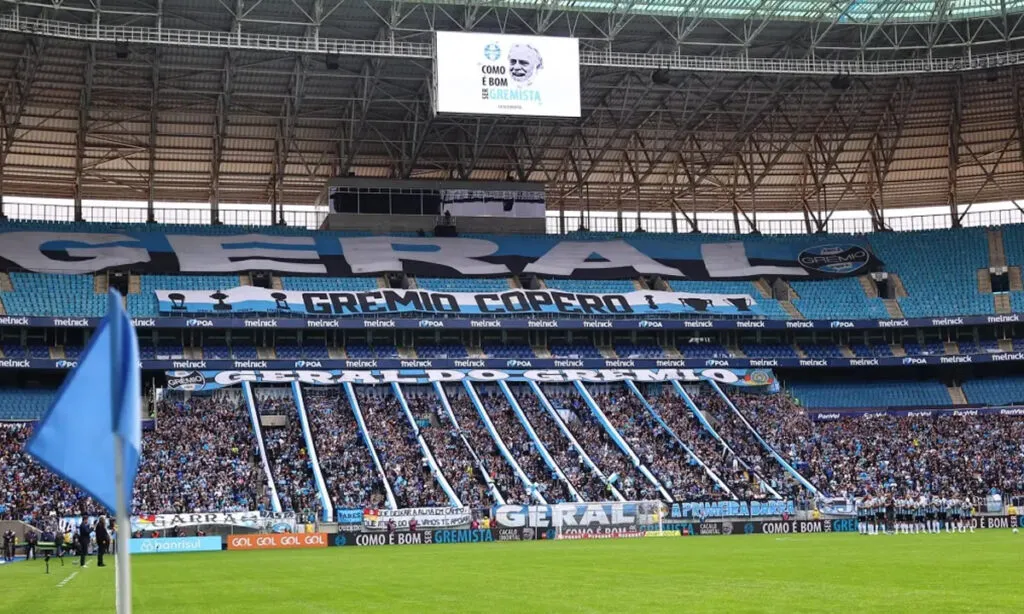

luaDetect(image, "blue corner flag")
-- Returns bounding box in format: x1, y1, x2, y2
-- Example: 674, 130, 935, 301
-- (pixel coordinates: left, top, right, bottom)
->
26, 288, 141, 513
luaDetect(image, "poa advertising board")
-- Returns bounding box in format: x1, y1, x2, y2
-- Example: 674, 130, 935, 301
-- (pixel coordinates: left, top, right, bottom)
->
434, 32, 580, 117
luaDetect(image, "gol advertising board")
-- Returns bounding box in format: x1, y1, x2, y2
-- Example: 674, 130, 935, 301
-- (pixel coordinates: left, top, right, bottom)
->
434, 31, 580, 117
226, 533, 328, 551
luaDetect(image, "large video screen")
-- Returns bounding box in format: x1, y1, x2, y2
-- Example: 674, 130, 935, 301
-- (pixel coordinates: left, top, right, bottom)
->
434, 31, 581, 118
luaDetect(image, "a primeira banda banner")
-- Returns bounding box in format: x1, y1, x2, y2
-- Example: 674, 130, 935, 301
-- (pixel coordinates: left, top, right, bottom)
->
162, 368, 777, 392
154, 287, 758, 317
0, 228, 879, 280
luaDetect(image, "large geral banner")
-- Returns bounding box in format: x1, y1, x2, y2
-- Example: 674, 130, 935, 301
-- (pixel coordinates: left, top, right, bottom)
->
0, 229, 879, 280
491, 502, 665, 538
154, 287, 758, 317
162, 367, 777, 392
434, 31, 581, 118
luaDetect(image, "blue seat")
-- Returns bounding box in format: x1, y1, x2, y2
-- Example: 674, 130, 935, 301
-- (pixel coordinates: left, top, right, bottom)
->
789, 380, 951, 408
546, 279, 636, 294
962, 376, 1024, 405
281, 277, 379, 292
2, 273, 106, 317
129, 274, 241, 316
416, 278, 510, 292
789, 278, 889, 319
0, 389, 57, 420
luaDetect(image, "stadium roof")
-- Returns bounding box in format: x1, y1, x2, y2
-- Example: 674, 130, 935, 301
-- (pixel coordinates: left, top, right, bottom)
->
3, 0, 1024, 231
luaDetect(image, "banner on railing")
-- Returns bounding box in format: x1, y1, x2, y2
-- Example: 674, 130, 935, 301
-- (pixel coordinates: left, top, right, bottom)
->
0, 228, 879, 280
669, 500, 795, 519
810, 406, 1024, 421
154, 287, 758, 317
129, 511, 297, 533
162, 368, 777, 392
491, 501, 664, 538
678, 518, 859, 536
335, 508, 364, 525
362, 507, 472, 531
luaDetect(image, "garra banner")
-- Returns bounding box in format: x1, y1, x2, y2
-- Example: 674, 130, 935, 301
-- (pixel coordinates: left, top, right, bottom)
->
130, 511, 297, 533
363, 507, 472, 531
155, 287, 758, 317
163, 368, 778, 392
0, 228, 879, 280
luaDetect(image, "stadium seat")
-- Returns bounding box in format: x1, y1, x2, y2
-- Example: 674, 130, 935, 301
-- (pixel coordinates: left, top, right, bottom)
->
788, 380, 952, 408
868, 228, 992, 317
789, 278, 889, 320
0, 389, 57, 420
962, 376, 1024, 405
2, 273, 106, 317
415, 278, 510, 292
129, 274, 242, 317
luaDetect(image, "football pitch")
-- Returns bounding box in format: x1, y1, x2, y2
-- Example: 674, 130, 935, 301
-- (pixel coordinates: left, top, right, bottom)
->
4, 532, 1022, 613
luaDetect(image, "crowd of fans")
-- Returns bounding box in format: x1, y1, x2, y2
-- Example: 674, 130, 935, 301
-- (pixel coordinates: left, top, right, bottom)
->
593, 390, 725, 502
303, 388, 387, 510
476, 388, 575, 504
1, 423, 94, 521
647, 389, 765, 500
689, 386, 799, 497
512, 389, 609, 501
356, 389, 449, 508
255, 394, 320, 516
405, 390, 495, 508
544, 387, 660, 501
445, 388, 534, 504
134, 395, 270, 514
735, 391, 1024, 500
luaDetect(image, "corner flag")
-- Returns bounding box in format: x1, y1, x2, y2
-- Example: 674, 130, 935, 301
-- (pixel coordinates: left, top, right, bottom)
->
26, 288, 141, 512
26, 288, 140, 613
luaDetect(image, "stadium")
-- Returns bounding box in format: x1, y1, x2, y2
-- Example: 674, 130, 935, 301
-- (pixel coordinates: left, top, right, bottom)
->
2, 0, 1024, 611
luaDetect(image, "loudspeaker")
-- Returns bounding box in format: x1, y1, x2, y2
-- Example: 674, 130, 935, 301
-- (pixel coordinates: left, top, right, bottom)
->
251, 271, 272, 289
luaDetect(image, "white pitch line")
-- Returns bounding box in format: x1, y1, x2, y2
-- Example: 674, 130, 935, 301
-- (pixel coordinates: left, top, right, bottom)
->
57, 571, 78, 588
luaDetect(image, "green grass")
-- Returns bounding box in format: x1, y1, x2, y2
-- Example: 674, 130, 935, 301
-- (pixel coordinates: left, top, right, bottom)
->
5, 532, 1024, 613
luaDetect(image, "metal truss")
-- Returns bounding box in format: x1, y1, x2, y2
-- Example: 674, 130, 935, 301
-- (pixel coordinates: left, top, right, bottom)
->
6, 9, 1024, 76
2, 0, 1024, 229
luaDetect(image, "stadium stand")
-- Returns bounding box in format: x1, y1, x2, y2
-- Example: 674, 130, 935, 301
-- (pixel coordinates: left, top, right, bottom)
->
254, 392, 320, 516
543, 387, 660, 501
132, 395, 270, 515
789, 278, 889, 319
545, 279, 637, 293
961, 376, 1024, 406
476, 388, 575, 503
509, 388, 609, 501
415, 278, 510, 292
280, 277, 379, 291
405, 390, 494, 507
594, 390, 723, 501
787, 380, 953, 408
0, 389, 56, 421
2, 273, 106, 317
867, 228, 991, 317
670, 280, 791, 319
445, 389, 532, 504
302, 388, 387, 509
357, 389, 449, 508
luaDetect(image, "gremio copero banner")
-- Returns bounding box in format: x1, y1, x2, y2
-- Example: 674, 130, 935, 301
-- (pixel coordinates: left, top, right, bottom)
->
154, 287, 758, 317
163, 368, 777, 392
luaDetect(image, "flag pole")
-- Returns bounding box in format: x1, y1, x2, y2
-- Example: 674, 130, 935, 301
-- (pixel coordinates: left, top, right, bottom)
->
114, 434, 132, 614
109, 290, 132, 614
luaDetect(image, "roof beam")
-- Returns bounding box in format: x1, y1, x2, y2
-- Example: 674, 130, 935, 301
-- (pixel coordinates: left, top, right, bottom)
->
73, 42, 96, 222
0, 35, 45, 218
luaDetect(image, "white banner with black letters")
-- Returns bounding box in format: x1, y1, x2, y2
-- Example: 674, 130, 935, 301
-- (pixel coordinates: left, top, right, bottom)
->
155, 286, 758, 316
363, 507, 472, 531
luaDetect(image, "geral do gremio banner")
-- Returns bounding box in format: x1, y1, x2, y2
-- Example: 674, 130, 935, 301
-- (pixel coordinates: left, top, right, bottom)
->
155, 287, 758, 317
434, 32, 581, 118
163, 368, 778, 392
62, 511, 297, 534
363, 507, 472, 531
0, 229, 878, 280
